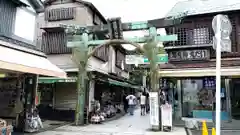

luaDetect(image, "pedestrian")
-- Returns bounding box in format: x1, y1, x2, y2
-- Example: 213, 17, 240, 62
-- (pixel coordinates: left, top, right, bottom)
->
159, 88, 167, 105
123, 93, 128, 113
140, 92, 146, 115
145, 91, 150, 113
126, 94, 136, 115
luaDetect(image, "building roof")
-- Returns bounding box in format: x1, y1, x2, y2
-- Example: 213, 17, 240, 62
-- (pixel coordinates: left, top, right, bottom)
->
28, 0, 44, 12
43, 0, 107, 24
165, 0, 240, 18
12, 0, 44, 12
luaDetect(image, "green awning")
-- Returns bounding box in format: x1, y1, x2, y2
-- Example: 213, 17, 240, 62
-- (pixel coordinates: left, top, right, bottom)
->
108, 78, 131, 87
108, 79, 141, 90
38, 77, 77, 84
39, 77, 141, 89
131, 85, 141, 89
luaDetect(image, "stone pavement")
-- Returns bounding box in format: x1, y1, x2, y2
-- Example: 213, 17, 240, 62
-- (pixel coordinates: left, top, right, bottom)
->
191, 130, 240, 135
35, 109, 187, 135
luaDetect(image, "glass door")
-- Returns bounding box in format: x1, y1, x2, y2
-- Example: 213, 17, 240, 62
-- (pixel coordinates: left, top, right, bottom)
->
181, 77, 228, 121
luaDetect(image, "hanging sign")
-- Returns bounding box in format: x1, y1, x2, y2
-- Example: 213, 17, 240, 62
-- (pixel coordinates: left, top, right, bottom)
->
149, 92, 159, 126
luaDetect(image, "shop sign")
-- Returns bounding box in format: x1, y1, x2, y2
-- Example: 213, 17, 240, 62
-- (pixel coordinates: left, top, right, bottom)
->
168, 49, 210, 61
149, 92, 159, 126
38, 77, 77, 83
59, 78, 76, 82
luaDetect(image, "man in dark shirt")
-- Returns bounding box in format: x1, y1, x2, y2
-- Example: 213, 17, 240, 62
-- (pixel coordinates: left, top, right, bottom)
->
145, 92, 150, 113
123, 93, 128, 113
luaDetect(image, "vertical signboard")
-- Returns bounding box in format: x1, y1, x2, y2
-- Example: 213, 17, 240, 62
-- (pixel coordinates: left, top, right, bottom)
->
149, 92, 159, 127
161, 104, 172, 131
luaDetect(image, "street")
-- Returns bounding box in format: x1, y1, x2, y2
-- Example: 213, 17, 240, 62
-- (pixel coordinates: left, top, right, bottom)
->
35, 109, 187, 135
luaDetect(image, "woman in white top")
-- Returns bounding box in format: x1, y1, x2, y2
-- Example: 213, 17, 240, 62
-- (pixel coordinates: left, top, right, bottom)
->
140, 92, 146, 115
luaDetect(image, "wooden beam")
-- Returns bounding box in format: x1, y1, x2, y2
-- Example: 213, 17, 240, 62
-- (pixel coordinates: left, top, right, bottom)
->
60, 16, 184, 35
86, 18, 183, 32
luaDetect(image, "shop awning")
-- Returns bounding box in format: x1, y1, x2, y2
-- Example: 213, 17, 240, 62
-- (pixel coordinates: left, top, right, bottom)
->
96, 78, 141, 89
38, 77, 77, 84
108, 78, 131, 87
159, 67, 240, 77
108, 79, 141, 89
0, 45, 66, 78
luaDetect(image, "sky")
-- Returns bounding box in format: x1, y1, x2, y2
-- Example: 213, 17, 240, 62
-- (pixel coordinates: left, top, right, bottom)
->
85, 0, 180, 22
83, 0, 181, 50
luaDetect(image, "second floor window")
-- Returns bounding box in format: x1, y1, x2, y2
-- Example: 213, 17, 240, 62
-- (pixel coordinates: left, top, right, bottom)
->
93, 45, 108, 61
45, 7, 75, 21
115, 50, 130, 71
188, 27, 211, 45
167, 25, 213, 46
42, 31, 70, 54
14, 7, 36, 41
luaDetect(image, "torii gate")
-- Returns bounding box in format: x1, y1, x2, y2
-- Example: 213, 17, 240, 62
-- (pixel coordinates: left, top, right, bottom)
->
61, 14, 185, 128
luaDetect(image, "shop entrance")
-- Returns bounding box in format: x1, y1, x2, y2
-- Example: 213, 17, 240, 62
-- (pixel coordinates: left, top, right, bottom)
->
230, 79, 240, 120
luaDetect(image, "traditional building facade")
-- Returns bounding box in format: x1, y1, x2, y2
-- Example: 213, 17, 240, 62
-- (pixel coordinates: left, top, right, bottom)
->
35, 0, 137, 121
159, 0, 240, 129
0, 0, 66, 132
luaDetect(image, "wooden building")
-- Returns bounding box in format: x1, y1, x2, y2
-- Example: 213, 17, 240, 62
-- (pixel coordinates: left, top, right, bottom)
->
36, 0, 138, 121
160, 0, 240, 129
0, 0, 66, 132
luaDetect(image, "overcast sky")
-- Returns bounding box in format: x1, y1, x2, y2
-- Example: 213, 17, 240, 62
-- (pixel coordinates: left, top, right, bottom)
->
85, 0, 180, 22
82, 0, 182, 50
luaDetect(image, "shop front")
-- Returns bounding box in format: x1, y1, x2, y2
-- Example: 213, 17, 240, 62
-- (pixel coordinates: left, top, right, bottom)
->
89, 72, 140, 123
37, 77, 78, 121
159, 66, 240, 128
0, 44, 66, 133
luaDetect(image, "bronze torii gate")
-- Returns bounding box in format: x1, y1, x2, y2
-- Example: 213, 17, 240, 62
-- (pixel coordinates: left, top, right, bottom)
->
61, 13, 185, 129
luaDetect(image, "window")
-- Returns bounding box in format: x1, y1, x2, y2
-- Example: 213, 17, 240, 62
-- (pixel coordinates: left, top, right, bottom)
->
181, 78, 227, 119
14, 7, 36, 41
187, 27, 210, 45
42, 31, 70, 54
45, 8, 75, 21
115, 50, 124, 68
93, 45, 108, 61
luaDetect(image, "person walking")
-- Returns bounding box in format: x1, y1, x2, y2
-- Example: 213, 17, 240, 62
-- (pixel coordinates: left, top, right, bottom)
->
126, 94, 136, 115
140, 92, 146, 115
123, 93, 128, 113
145, 91, 150, 113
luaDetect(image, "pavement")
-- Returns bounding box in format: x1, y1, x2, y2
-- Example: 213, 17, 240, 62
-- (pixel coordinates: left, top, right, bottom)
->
34, 109, 187, 135
191, 130, 240, 135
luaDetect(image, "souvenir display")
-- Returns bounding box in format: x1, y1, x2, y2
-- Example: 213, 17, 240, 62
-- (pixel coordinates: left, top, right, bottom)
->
90, 91, 124, 124
0, 119, 12, 135
195, 88, 214, 110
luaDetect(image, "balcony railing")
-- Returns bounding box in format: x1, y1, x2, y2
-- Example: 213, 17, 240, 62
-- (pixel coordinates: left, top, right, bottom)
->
165, 25, 214, 48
